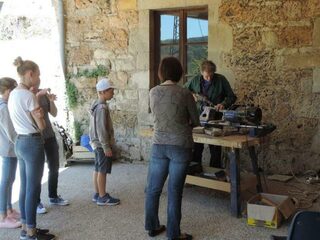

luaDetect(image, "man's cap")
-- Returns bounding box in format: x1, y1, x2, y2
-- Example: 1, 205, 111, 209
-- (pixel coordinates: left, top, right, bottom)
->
96, 78, 116, 91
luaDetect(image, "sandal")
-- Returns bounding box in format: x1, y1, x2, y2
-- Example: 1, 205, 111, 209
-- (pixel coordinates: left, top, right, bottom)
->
148, 225, 166, 237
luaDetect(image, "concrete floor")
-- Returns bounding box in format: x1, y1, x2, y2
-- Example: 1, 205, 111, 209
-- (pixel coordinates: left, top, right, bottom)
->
1, 161, 318, 240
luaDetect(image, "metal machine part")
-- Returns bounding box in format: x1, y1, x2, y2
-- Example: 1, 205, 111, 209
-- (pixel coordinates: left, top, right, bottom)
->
222, 105, 262, 125
200, 105, 276, 137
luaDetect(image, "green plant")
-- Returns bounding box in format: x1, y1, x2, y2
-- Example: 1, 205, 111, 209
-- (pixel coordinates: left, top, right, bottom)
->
65, 65, 108, 109
74, 65, 108, 79
73, 120, 83, 143
66, 80, 79, 109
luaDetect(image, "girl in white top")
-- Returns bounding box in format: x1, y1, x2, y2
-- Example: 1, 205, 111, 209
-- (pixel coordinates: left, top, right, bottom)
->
8, 57, 55, 240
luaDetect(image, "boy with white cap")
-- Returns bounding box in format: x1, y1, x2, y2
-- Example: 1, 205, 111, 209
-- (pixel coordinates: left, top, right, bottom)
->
89, 78, 120, 206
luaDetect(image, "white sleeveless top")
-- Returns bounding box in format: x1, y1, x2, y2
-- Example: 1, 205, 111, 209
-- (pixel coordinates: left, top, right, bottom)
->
8, 88, 40, 135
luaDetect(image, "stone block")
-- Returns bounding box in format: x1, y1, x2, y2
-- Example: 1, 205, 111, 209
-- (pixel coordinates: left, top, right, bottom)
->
314, 18, 320, 47
136, 51, 149, 71
278, 26, 312, 47
313, 68, 320, 93
209, 23, 233, 51
138, 89, 150, 113
117, 100, 138, 112
74, 0, 90, 9
91, 15, 110, 30
233, 27, 264, 51
284, 54, 320, 69
129, 28, 149, 54
125, 89, 138, 100
93, 49, 113, 59
302, 0, 320, 18
138, 0, 186, 10
114, 57, 136, 72
73, 76, 97, 89
118, 0, 137, 10
283, 1, 302, 20
84, 32, 103, 41
116, 71, 129, 89
112, 111, 138, 129
138, 10, 149, 29
68, 46, 92, 65
219, 1, 283, 25
262, 31, 279, 48
103, 28, 129, 50
130, 71, 149, 89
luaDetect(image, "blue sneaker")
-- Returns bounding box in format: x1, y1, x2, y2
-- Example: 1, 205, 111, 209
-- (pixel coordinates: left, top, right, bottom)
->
49, 196, 69, 206
96, 193, 120, 206
92, 193, 99, 202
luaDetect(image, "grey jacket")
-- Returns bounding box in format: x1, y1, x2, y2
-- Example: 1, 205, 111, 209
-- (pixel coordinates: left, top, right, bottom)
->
0, 98, 17, 157
150, 84, 200, 148
89, 99, 115, 153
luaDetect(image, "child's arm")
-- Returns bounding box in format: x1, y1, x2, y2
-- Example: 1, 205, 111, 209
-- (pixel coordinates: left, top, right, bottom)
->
31, 107, 46, 131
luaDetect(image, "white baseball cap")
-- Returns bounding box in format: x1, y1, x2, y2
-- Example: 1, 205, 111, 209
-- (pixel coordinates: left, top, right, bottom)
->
96, 78, 116, 91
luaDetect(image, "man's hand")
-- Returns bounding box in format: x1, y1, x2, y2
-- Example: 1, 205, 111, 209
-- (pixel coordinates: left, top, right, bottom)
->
105, 150, 112, 157
215, 104, 225, 111
192, 93, 198, 102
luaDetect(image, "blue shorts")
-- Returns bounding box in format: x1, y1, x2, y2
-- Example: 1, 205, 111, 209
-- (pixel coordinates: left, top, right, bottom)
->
94, 148, 112, 174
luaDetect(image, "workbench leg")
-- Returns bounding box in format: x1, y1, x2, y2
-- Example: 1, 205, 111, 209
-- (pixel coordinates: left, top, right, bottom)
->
229, 148, 241, 217
248, 146, 263, 193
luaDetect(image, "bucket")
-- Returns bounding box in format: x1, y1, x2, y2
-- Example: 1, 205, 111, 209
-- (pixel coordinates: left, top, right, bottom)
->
80, 134, 93, 152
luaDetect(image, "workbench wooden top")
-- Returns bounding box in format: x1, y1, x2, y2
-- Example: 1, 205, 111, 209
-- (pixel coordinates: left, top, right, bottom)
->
192, 133, 262, 148
139, 128, 265, 149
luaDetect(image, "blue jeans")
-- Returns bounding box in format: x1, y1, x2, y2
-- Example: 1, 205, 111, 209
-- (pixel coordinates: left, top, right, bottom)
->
44, 137, 59, 199
15, 135, 45, 228
0, 157, 17, 215
145, 144, 191, 239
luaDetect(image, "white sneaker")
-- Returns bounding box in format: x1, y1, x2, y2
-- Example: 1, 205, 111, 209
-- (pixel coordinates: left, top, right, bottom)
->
36, 203, 48, 214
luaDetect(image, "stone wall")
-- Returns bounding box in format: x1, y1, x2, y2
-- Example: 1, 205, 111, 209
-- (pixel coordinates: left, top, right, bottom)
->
64, 0, 320, 173
64, 0, 145, 161
219, 0, 320, 172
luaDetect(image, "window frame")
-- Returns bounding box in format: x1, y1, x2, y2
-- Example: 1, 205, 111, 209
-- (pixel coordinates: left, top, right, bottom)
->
149, 6, 208, 89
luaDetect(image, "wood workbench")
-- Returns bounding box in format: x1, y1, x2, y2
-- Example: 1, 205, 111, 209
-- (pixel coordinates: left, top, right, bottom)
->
188, 133, 264, 217
139, 128, 264, 217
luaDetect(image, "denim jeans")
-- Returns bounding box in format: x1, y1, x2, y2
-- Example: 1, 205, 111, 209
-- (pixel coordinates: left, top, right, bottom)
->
15, 135, 45, 228
0, 157, 17, 215
145, 144, 191, 239
44, 137, 59, 199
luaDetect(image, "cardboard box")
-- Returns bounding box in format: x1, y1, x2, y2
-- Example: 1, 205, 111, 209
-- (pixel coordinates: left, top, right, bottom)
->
247, 193, 296, 228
